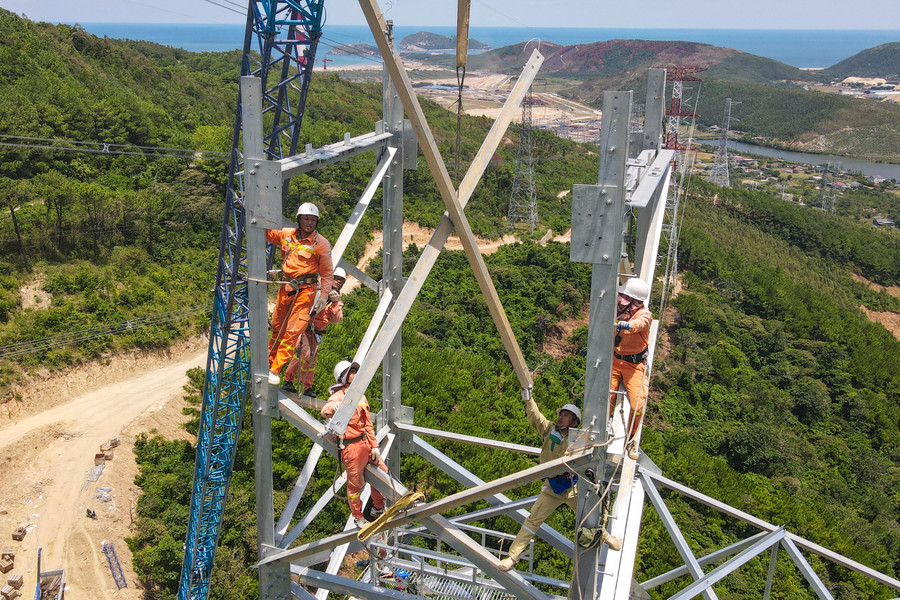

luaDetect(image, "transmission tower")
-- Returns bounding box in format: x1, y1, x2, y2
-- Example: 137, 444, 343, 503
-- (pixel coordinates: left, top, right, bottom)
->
657, 65, 704, 320
507, 84, 538, 232
708, 97, 740, 187
817, 163, 838, 213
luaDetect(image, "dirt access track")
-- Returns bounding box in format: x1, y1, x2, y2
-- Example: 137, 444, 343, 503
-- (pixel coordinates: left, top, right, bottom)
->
0, 338, 206, 599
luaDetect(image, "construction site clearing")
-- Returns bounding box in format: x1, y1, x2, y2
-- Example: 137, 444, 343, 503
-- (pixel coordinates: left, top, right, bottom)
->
411, 70, 603, 142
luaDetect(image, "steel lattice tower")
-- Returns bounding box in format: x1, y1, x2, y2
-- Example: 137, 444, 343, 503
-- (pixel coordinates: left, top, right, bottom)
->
507, 84, 538, 232
657, 66, 704, 320
818, 163, 837, 213
709, 97, 739, 187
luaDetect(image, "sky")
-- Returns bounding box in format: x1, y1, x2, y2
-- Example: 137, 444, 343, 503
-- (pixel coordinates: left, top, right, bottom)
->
2, 0, 900, 29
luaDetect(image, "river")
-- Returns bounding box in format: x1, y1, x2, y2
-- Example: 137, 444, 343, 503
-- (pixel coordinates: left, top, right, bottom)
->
697, 140, 900, 180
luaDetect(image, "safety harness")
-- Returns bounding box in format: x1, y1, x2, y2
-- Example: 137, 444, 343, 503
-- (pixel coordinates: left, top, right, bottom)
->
614, 348, 649, 364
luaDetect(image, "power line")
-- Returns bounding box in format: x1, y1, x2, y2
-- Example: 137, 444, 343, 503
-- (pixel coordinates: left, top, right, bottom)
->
200, 0, 245, 17
0, 304, 211, 359
0, 135, 228, 160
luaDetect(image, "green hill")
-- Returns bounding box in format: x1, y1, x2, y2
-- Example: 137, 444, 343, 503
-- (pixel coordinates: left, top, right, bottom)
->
825, 42, 900, 79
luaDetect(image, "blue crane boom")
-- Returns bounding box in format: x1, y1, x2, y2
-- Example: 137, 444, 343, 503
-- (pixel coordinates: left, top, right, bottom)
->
178, 3, 325, 599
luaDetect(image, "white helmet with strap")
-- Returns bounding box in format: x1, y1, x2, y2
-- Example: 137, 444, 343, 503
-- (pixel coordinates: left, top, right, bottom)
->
333, 267, 347, 280
618, 278, 649, 304
296, 202, 320, 219
333, 360, 359, 385
557, 403, 582, 425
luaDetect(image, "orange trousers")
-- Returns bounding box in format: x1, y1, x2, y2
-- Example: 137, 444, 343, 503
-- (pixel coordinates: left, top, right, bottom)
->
342, 440, 387, 519
609, 358, 648, 439
284, 329, 319, 390
269, 285, 315, 374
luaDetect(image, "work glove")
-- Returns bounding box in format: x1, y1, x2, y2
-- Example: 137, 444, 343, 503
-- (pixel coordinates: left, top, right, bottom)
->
616, 321, 631, 332
328, 289, 341, 303
370, 447, 382, 462
313, 296, 327, 314
521, 385, 533, 403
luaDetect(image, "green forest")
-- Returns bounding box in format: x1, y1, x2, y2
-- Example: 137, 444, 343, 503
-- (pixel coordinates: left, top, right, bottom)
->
2, 9, 900, 600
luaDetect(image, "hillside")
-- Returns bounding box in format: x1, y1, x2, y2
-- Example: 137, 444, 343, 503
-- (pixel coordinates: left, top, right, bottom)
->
825, 41, 900, 79
0, 10, 597, 390
400, 31, 489, 51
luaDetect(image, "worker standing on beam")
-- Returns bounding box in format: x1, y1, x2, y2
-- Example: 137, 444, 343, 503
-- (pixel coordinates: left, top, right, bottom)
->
499, 391, 620, 572
266, 202, 334, 385
283, 266, 346, 396
321, 360, 388, 528
609, 278, 652, 460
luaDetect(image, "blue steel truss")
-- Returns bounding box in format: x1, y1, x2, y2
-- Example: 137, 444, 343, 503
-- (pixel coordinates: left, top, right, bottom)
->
178, 2, 325, 600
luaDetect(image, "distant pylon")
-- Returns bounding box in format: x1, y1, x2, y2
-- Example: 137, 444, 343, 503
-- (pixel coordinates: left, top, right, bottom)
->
708, 97, 740, 187
817, 163, 837, 213
657, 65, 706, 151
508, 84, 538, 232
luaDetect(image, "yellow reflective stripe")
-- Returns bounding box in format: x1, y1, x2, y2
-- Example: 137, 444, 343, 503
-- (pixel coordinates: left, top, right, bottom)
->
288, 242, 316, 254
348, 492, 361, 498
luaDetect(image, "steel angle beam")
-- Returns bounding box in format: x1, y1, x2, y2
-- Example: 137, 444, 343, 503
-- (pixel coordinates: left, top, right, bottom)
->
259, 449, 592, 567
643, 68, 667, 153
628, 149, 674, 209
413, 435, 574, 557
780, 538, 835, 600
325, 19, 545, 436
642, 474, 719, 600
353, 287, 393, 364
570, 184, 621, 265
293, 566, 433, 600
330, 146, 397, 267
277, 131, 393, 178
397, 422, 541, 455
403, 496, 539, 536
280, 470, 347, 548
275, 442, 324, 543
643, 471, 900, 592
667, 529, 786, 600
337, 259, 378, 291
763, 543, 779, 600
641, 531, 771, 589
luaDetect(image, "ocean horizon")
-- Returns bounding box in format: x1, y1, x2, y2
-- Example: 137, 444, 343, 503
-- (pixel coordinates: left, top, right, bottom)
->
73, 23, 900, 70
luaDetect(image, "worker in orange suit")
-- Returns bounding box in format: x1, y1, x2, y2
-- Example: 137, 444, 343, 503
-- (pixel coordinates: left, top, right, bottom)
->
609, 278, 653, 460
283, 267, 346, 396
266, 202, 333, 385
321, 360, 388, 528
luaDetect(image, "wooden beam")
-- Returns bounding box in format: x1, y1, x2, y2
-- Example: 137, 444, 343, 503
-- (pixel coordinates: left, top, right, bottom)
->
357, 0, 536, 386
325, 37, 544, 435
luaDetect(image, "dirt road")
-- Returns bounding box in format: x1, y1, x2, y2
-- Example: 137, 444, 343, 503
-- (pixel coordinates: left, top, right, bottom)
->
0, 341, 205, 599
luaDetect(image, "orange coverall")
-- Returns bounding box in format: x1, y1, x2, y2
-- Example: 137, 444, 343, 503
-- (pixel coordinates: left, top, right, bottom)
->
609, 306, 652, 439
321, 386, 387, 519
285, 298, 344, 390
265, 228, 333, 374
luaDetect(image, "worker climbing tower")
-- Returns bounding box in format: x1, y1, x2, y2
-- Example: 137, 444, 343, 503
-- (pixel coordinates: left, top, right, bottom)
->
708, 98, 740, 188
507, 84, 538, 232
181, 3, 900, 599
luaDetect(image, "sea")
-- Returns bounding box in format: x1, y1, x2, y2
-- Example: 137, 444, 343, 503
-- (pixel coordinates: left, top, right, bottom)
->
74, 23, 900, 70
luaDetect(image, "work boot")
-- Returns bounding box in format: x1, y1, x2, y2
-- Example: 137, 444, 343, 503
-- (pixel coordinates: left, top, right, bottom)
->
602, 530, 623, 552
281, 381, 298, 394
303, 387, 316, 398
268, 371, 280, 385
370, 505, 384, 518
498, 557, 516, 572
354, 516, 368, 529
578, 526, 622, 551
626, 440, 640, 461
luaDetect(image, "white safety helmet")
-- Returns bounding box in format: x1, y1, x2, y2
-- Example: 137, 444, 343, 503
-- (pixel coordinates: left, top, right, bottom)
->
618, 278, 649, 304
557, 403, 582, 426
333, 267, 347, 280
333, 360, 359, 385
296, 202, 320, 219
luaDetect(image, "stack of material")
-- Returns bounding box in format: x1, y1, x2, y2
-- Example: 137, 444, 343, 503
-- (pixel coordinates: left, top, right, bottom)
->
0, 550, 13, 573
5, 574, 22, 589
9, 529, 24, 542
0, 584, 19, 599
